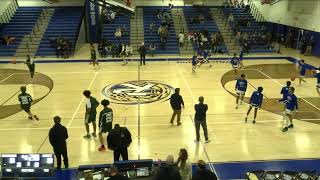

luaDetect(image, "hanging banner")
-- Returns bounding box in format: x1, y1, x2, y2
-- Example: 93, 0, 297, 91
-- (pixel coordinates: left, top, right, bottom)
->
86, 0, 100, 42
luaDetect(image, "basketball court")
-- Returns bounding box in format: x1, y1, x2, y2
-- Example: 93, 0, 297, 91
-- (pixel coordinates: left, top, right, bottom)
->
0, 53, 320, 169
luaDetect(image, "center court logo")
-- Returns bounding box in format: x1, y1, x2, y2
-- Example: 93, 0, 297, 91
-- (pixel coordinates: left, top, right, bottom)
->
102, 80, 174, 104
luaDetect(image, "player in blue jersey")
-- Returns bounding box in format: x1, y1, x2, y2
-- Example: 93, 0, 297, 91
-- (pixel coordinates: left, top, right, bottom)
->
230, 53, 240, 78
298, 60, 307, 85
198, 50, 212, 68
245, 87, 263, 124
235, 74, 248, 109
191, 53, 198, 72
280, 81, 292, 119
278, 87, 298, 132
314, 68, 320, 96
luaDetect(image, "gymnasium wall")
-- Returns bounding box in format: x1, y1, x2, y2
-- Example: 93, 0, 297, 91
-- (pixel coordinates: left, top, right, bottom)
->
251, 0, 320, 32
0, 0, 12, 15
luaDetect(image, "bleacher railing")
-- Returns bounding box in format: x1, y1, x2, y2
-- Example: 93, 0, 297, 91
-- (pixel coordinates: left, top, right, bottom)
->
0, 0, 18, 24
248, 0, 265, 22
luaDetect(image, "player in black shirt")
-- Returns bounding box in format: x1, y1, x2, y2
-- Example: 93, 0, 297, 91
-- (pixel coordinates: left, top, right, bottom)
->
98, 99, 113, 151
18, 86, 39, 120
90, 43, 99, 69
25, 55, 35, 79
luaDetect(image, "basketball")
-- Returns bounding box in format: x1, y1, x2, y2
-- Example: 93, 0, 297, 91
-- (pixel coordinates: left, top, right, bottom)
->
290, 76, 296, 81
11, 58, 16, 64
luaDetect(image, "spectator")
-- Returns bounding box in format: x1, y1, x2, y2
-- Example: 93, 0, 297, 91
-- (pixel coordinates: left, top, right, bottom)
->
150, 22, 157, 33
223, 0, 230, 7
149, 43, 156, 57
109, 165, 128, 180
194, 96, 210, 143
115, 27, 122, 41
138, 42, 146, 65
199, 15, 205, 24
228, 14, 234, 28
192, 160, 217, 180
154, 155, 181, 180
240, 0, 245, 8
107, 124, 132, 162
170, 88, 184, 126
305, 35, 314, 56
178, 32, 185, 47
49, 116, 69, 170
176, 149, 192, 180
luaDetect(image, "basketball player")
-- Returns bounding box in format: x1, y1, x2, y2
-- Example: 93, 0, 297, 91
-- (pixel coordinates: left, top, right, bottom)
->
98, 99, 113, 151
235, 74, 248, 109
83, 90, 99, 138
120, 43, 128, 66
18, 86, 39, 121
90, 43, 99, 68
278, 87, 298, 132
191, 53, 198, 72
230, 53, 240, 78
314, 68, 320, 96
280, 81, 291, 119
198, 50, 211, 68
244, 87, 263, 123
25, 55, 35, 79
298, 60, 307, 85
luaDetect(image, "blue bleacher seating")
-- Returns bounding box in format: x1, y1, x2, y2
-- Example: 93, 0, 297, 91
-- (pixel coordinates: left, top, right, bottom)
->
183, 7, 228, 53
143, 7, 179, 54
0, 7, 43, 56
102, 14, 130, 45
223, 7, 275, 53
36, 6, 83, 57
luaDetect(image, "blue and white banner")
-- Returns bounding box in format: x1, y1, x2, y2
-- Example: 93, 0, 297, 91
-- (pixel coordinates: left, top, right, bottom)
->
86, 0, 100, 42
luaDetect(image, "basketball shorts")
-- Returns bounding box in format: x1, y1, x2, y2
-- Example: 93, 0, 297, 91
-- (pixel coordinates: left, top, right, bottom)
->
99, 124, 112, 133
285, 109, 293, 115
236, 90, 245, 95
232, 64, 239, 69
250, 103, 259, 108
21, 105, 31, 113
85, 113, 96, 124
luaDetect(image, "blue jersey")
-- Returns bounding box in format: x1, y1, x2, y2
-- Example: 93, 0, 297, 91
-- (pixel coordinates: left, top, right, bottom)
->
299, 63, 307, 76
280, 94, 298, 111
235, 79, 247, 92
230, 57, 239, 66
192, 56, 197, 66
314, 72, 320, 84
280, 86, 290, 99
203, 51, 209, 59
250, 91, 263, 107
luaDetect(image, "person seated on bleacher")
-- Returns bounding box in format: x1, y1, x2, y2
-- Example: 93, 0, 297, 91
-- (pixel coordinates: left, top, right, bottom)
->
234, 0, 240, 8
228, 14, 234, 27
150, 22, 157, 34
159, 25, 169, 49
115, 27, 122, 41
199, 15, 205, 24
191, 160, 217, 180
154, 155, 182, 180
229, 0, 235, 8
223, 0, 230, 7
121, 25, 128, 37
2, 36, 16, 45
240, 0, 245, 8
156, 9, 162, 19
62, 40, 71, 59
108, 165, 128, 180
245, 3, 250, 13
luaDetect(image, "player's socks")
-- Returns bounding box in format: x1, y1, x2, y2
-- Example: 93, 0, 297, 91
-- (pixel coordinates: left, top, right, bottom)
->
33, 115, 39, 121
